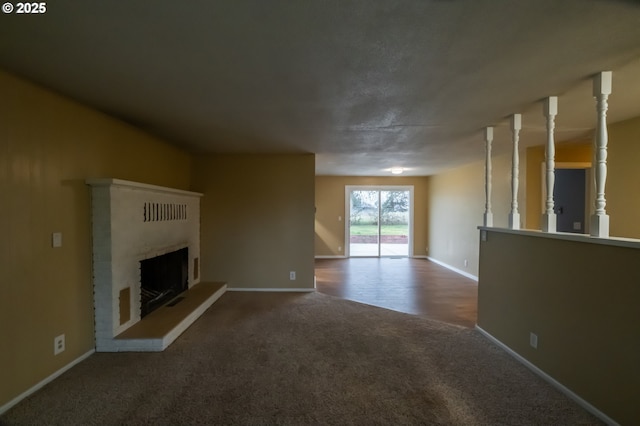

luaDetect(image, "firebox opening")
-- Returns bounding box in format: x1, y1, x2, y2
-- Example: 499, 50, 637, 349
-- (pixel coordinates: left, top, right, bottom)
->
140, 247, 188, 317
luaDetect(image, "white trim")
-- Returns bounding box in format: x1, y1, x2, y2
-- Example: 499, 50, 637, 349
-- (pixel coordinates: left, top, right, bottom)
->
314, 255, 347, 259
475, 326, 618, 426
412, 255, 429, 259
427, 256, 478, 282
0, 349, 95, 415
227, 287, 315, 292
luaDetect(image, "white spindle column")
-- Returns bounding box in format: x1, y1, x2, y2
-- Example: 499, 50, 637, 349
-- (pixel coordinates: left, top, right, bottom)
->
508, 114, 521, 230
483, 126, 494, 227
590, 71, 611, 238
541, 96, 558, 232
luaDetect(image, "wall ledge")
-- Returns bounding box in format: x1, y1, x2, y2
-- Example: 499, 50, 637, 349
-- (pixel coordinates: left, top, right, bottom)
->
478, 226, 640, 250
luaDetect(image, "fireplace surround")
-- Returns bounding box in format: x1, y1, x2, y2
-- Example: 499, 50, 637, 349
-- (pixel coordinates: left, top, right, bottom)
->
86, 178, 203, 352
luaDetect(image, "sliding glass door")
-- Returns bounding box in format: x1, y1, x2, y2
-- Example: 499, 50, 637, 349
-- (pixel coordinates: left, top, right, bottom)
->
347, 186, 412, 257
349, 190, 380, 256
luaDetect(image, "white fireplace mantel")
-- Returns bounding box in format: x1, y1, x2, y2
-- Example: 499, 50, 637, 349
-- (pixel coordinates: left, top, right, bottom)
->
86, 178, 202, 197
86, 178, 203, 352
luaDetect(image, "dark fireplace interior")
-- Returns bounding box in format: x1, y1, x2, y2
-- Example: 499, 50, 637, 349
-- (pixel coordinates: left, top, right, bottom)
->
140, 247, 188, 317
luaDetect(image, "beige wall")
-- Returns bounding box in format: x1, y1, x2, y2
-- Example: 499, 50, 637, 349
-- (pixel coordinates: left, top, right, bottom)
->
427, 152, 522, 277
192, 154, 315, 290
314, 176, 429, 257
608, 115, 640, 239
0, 71, 191, 407
525, 142, 592, 230
478, 229, 639, 425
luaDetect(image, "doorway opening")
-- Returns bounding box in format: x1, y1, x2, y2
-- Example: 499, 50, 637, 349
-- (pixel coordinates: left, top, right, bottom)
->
345, 186, 414, 257
541, 162, 592, 233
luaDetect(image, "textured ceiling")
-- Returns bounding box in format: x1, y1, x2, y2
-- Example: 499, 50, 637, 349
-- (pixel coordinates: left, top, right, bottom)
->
2, 0, 640, 175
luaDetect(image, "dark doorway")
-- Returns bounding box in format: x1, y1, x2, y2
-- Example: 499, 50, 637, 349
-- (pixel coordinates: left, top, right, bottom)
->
553, 169, 586, 233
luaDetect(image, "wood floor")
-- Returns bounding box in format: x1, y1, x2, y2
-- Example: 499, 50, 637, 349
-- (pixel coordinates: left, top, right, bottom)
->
315, 258, 478, 328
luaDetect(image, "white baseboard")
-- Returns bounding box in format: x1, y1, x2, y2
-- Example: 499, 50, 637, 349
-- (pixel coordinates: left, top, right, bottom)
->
427, 256, 478, 282
412, 255, 429, 259
475, 326, 618, 426
227, 287, 316, 292
314, 255, 347, 259
0, 349, 95, 416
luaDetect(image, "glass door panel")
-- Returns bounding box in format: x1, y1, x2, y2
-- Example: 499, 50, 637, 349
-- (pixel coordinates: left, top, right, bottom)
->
349, 190, 379, 257
380, 190, 409, 256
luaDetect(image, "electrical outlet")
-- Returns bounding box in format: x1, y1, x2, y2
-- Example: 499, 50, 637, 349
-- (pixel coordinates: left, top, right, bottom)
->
338, 246, 342, 252
425, 246, 429, 253
54, 334, 65, 355
529, 332, 538, 349
289, 271, 296, 280
464, 259, 468, 267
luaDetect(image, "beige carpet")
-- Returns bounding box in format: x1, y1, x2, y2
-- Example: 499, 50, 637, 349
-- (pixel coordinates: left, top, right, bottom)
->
1, 292, 602, 425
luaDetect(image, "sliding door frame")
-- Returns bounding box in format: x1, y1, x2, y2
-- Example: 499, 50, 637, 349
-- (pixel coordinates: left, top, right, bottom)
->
344, 185, 414, 258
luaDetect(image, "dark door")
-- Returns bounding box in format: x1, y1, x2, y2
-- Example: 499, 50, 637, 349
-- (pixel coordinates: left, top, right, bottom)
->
553, 169, 586, 233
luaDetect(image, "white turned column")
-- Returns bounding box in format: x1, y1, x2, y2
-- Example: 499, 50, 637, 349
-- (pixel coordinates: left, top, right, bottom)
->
483, 126, 494, 227
541, 96, 558, 233
509, 114, 521, 230
590, 71, 611, 238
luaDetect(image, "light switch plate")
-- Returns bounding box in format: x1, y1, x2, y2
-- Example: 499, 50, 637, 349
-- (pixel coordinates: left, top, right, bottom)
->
529, 332, 538, 349
52, 232, 62, 248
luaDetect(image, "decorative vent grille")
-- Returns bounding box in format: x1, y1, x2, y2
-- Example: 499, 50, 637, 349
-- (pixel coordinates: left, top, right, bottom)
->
143, 202, 187, 222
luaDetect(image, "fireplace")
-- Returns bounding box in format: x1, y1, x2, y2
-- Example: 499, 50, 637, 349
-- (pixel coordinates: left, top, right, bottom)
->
140, 247, 189, 317
86, 178, 203, 352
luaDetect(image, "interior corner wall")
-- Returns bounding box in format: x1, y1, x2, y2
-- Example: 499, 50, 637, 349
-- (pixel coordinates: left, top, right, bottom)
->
192, 154, 315, 290
0, 70, 192, 408
427, 152, 525, 277
314, 176, 430, 257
